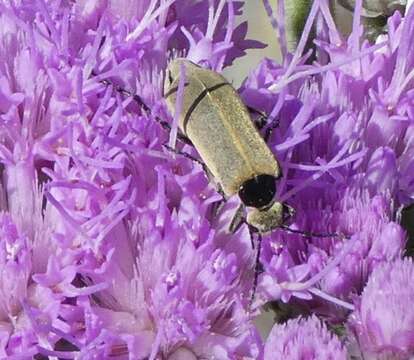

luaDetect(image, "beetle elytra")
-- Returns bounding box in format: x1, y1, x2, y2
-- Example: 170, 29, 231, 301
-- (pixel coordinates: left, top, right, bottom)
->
164, 58, 292, 234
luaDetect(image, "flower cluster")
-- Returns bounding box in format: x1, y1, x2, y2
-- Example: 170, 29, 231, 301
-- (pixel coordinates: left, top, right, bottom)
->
0, 0, 413, 359
264, 315, 347, 360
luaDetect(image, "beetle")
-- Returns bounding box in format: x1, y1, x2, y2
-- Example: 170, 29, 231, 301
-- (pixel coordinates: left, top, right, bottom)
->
163, 58, 293, 234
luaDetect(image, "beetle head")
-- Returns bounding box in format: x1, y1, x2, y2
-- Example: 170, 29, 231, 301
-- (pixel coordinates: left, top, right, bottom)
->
246, 202, 294, 234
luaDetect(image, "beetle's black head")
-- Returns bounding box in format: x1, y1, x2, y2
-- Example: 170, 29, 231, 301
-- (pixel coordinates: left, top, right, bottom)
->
238, 174, 276, 209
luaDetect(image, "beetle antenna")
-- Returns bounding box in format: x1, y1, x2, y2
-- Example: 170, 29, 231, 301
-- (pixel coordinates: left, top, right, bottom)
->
280, 225, 348, 239
92, 71, 151, 113
250, 230, 262, 308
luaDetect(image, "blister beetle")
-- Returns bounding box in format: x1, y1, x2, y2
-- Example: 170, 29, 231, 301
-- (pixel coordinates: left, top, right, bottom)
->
164, 58, 293, 234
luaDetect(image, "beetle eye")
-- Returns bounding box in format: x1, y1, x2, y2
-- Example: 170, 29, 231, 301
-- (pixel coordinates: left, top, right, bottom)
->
239, 175, 276, 209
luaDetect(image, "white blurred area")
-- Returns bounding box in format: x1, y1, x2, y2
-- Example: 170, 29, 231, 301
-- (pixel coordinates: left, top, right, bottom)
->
222, 0, 281, 87
223, 0, 353, 87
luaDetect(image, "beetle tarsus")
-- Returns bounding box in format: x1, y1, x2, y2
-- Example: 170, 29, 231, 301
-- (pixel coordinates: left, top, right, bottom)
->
163, 144, 207, 170
246, 105, 267, 126
228, 204, 245, 234
264, 118, 280, 142
246, 106, 279, 133
245, 106, 279, 142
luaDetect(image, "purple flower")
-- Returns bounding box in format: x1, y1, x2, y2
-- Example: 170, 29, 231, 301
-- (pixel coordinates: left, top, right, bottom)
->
0, 0, 413, 358
74, 173, 261, 358
349, 258, 414, 359
0, 214, 35, 357
264, 315, 348, 359
0, 213, 82, 358
256, 192, 405, 311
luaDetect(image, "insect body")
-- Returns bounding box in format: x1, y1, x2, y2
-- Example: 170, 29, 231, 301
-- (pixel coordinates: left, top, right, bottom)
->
164, 59, 291, 233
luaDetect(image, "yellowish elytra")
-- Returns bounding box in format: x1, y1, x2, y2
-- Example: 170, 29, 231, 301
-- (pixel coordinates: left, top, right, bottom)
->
164, 58, 291, 233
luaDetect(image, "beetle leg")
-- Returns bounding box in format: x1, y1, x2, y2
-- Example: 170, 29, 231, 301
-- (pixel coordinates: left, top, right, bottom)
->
228, 204, 245, 234
246, 106, 266, 120
209, 200, 225, 219
163, 144, 208, 171
155, 119, 193, 146
163, 145, 228, 206
246, 105, 280, 142
247, 106, 268, 130
123, 90, 194, 146
254, 114, 268, 130
228, 206, 256, 250
95, 75, 194, 146
227, 207, 262, 307
213, 181, 226, 199
263, 118, 280, 143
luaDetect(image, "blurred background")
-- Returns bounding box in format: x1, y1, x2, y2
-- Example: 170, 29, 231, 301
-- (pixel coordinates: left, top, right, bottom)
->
223, 0, 280, 87
223, 0, 353, 87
